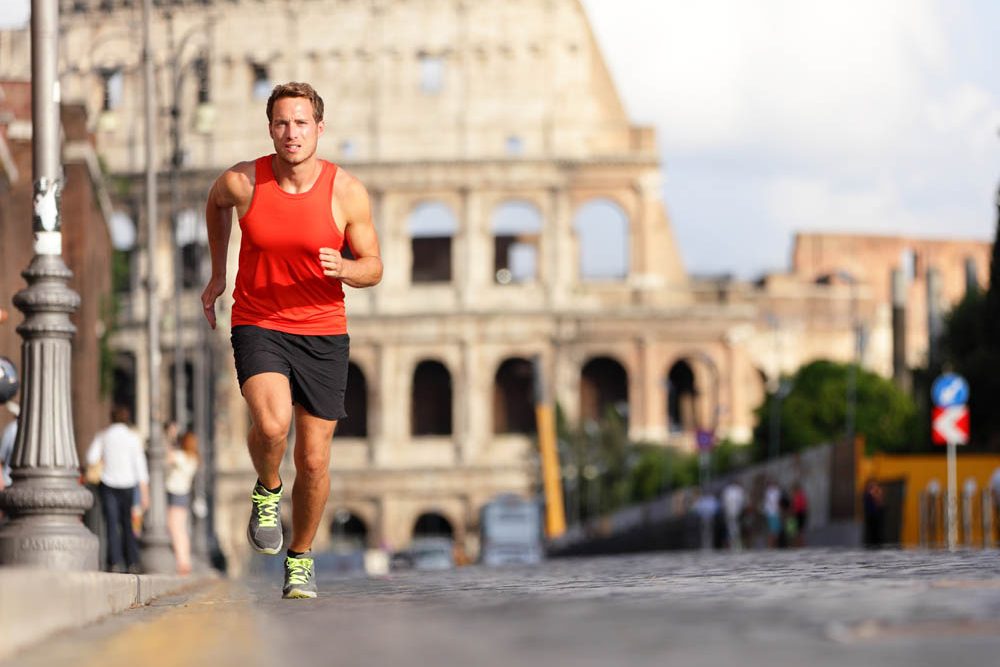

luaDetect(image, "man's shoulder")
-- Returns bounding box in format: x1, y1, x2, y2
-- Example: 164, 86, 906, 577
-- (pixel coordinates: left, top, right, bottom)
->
222, 159, 259, 182
331, 164, 368, 199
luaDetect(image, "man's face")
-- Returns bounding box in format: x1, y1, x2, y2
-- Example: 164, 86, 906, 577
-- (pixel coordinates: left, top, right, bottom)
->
269, 97, 324, 166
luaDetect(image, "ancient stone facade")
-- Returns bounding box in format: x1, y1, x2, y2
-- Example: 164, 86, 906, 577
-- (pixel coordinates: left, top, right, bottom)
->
0, 1, 991, 569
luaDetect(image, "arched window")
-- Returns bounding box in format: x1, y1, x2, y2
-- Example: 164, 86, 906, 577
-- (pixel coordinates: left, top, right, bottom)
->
667, 360, 697, 433
580, 356, 629, 427
174, 208, 206, 289
411, 360, 452, 436
168, 359, 195, 429
408, 202, 457, 283
413, 512, 454, 538
572, 199, 629, 281
337, 362, 368, 438
493, 357, 536, 434
329, 508, 368, 550
491, 201, 541, 284
112, 351, 137, 425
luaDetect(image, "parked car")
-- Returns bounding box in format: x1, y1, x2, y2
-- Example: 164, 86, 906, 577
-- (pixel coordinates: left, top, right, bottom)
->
391, 537, 455, 572
479, 493, 544, 567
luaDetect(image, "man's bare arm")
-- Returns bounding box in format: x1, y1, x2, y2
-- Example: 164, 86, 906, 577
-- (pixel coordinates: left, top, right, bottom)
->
201, 164, 253, 328
320, 172, 383, 289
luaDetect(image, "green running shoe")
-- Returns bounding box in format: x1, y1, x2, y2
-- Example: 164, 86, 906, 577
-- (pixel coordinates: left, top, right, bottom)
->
283, 553, 317, 599
247, 482, 283, 554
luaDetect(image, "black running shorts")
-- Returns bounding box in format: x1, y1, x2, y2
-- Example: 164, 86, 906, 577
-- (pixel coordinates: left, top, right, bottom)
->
231, 325, 349, 421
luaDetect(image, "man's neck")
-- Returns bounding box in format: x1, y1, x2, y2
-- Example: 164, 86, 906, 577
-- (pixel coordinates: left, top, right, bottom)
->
272, 155, 321, 194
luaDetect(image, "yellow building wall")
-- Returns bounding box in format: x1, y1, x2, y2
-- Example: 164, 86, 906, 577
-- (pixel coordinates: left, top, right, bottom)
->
858, 451, 1000, 547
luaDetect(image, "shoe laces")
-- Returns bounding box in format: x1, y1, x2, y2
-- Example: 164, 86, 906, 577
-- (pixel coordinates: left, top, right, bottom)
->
286, 557, 313, 585
251, 489, 281, 528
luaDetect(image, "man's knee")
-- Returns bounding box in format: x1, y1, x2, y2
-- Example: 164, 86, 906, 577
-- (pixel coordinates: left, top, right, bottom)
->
254, 415, 291, 443
294, 450, 330, 479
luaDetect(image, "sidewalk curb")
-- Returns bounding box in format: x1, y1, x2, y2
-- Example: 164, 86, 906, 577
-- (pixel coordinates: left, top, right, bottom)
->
0, 567, 217, 661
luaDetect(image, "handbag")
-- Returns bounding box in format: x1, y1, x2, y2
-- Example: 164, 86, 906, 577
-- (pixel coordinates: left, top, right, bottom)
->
84, 460, 103, 485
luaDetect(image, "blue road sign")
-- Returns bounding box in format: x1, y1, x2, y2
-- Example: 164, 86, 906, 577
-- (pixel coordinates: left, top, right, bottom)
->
931, 373, 969, 408
696, 429, 715, 452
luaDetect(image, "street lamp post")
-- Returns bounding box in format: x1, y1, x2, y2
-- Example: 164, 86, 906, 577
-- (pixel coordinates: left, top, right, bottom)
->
0, 0, 99, 570
139, 0, 174, 573
832, 271, 864, 450
165, 12, 212, 434
768, 379, 793, 461
161, 10, 215, 565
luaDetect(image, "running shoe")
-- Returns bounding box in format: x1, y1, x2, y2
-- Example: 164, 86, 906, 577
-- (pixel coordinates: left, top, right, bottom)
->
282, 553, 317, 599
247, 482, 283, 554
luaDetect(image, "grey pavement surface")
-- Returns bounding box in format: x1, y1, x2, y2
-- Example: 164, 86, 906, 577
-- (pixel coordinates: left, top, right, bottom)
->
0, 567, 212, 661
4, 548, 1000, 667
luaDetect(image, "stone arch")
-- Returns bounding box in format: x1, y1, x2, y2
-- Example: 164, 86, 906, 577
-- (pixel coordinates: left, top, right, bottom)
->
666, 353, 721, 434
112, 350, 137, 426
412, 511, 454, 538
408, 201, 458, 283
167, 358, 195, 430
580, 355, 629, 427
493, 357, 536, 434
572, 198, 630, 281
749, 367, 768, 414
491, 200, 542, 284
411, 359, 453, 436
329, 508, 368, 549
667, 359, 696, 433
338, 361, 368, 438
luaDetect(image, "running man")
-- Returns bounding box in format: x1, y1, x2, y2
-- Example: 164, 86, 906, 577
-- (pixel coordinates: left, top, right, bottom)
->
201, 82, 382, 598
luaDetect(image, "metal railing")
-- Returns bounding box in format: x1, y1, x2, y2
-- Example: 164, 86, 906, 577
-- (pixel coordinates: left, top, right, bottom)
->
919, 487, 997, 549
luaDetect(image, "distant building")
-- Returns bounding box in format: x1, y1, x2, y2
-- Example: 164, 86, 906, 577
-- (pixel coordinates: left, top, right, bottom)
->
0, 1, 990, 568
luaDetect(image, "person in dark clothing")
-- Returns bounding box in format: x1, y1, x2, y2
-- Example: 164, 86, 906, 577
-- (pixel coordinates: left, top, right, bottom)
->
862, 478, 885, 548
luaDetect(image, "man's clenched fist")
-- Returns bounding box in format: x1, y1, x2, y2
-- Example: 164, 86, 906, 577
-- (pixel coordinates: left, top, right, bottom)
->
319, 247, 344, 278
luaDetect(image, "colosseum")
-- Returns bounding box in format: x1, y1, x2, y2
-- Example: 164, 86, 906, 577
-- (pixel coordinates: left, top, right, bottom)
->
0, 0, 990, 567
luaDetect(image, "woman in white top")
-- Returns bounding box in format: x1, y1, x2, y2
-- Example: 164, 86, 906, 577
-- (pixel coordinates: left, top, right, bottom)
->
166, 431, 199, 575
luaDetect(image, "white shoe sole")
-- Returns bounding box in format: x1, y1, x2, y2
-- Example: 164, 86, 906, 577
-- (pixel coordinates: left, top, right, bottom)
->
247, 523, 283, 555
283, 588, 318, 599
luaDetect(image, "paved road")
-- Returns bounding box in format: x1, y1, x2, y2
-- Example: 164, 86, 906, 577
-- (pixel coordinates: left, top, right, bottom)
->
7, 548, 1000, 667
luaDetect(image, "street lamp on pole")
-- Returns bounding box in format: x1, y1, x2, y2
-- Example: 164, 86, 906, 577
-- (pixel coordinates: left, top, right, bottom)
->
836, 271, 864, 449
0, 0, 99, 570
165, 10, 214, 435
138, 0, 174, 574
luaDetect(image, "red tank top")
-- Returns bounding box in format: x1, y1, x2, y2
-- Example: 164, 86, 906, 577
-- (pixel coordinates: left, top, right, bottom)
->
231, 155, 347, 335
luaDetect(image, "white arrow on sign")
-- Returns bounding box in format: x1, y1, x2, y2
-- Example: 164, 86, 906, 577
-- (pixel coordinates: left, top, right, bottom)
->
933, 405, 969, 444
939, 381, 962, 405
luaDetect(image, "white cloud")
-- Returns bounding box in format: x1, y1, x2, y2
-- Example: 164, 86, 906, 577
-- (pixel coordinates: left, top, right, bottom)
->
582, 0, 1000, 277
0, 1, 28, 29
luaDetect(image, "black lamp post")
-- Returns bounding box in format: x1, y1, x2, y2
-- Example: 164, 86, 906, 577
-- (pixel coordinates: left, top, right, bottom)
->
0, 0, 99, 570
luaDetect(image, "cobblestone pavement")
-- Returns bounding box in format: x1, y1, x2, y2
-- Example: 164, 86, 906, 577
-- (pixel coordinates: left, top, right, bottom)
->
8, 548, 1000, 667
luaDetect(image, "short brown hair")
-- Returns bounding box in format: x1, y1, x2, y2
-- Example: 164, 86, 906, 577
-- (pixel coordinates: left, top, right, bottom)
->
266, 82, 324, 123
180, 431, 200, 462
111, 405, 131, 424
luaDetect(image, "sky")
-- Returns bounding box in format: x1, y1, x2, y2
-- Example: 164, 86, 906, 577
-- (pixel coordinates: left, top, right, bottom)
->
2, 1, 999, 278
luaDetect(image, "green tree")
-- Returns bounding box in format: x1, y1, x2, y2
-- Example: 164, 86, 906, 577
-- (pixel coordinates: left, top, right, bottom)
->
752, 360, 920, 458
934, 188, 1000, 451
940, 285, 1000, 451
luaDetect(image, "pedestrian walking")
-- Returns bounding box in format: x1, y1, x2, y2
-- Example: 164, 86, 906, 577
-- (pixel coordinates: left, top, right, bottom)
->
85, 406, 149, 573
762, 480, 782, 548
791, 482, 808, 547
0, 357, 19, 494
201, 82, 383, 599
693, 491, 719, 550
862, 478, 884, 548
166, 431, 200, 575
721, 481, 745, 551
